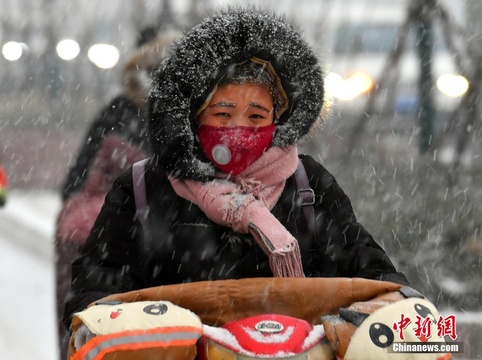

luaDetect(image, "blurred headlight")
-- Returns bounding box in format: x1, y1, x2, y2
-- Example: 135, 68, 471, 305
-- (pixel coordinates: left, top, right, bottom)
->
436, 74, 469, 97
56, 39, 80, 61
87, 43, 120, 69
325, 71, 374, 101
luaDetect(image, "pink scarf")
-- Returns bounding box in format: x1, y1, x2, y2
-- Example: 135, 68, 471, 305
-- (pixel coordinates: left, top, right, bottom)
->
169, 145, 305, 278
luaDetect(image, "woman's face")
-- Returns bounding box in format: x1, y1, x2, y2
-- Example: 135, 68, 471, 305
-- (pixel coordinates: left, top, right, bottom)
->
198, 82, 274, 127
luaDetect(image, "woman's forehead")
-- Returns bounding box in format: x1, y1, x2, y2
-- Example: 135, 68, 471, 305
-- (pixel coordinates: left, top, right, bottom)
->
209, 83, 274, 105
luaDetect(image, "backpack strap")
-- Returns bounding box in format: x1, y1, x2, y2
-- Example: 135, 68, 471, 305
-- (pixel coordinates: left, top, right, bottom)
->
294, 159, 316, 232
132, 159, 152, 241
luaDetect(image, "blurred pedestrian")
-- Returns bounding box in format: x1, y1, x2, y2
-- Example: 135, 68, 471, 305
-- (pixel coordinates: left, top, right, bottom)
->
54, 27, 179, 360
61, 27, 179, 201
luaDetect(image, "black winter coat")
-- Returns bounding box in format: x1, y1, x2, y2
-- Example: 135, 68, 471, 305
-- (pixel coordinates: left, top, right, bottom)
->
64, 154, 409, 327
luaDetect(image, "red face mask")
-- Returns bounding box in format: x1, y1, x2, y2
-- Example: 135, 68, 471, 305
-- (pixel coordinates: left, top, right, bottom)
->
198, 124, 276, 175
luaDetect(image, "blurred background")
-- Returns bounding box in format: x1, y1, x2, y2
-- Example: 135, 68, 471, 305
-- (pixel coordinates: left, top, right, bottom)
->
0, 0, 481, 358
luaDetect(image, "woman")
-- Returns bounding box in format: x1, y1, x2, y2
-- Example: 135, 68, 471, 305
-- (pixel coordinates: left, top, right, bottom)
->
64, 7, 409, 328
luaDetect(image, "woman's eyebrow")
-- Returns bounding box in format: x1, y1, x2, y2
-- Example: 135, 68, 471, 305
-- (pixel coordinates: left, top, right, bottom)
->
249, 102, 270, 112
208, 102, 235, 108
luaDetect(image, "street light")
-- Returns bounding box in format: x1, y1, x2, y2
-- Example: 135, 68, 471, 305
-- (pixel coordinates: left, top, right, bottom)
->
87, 43, 120, 69
2, 41, 27, 61
56, 39, 80, 61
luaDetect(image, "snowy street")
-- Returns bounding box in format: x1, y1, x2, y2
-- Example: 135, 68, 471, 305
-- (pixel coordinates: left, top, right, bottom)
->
0, 191, 61, 360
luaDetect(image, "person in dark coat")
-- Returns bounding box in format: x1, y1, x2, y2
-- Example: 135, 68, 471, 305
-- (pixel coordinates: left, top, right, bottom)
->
64, 7, 409, 331
55, 29, 179, 360
60, 30, 180, 201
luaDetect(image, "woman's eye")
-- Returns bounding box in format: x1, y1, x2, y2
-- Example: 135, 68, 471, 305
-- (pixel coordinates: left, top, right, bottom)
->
214, 112, 230, 117
249, 114, 265, 119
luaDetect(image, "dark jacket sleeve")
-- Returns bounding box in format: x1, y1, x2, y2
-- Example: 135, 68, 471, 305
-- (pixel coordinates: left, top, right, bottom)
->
61, 96, 130, 201
63, 168, 145, 328
301, 155, 409, 286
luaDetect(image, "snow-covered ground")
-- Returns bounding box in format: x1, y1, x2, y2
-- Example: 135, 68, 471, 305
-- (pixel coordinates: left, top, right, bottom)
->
0, 190, 481, 359
0, 190, 61, 360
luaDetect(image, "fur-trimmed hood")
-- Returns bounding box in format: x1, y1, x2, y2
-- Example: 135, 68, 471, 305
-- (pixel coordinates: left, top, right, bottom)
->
149, 7, 325, 180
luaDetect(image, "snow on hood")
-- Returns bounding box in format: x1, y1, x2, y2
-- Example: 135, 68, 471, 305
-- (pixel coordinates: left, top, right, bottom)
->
148, 6, 326, 180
